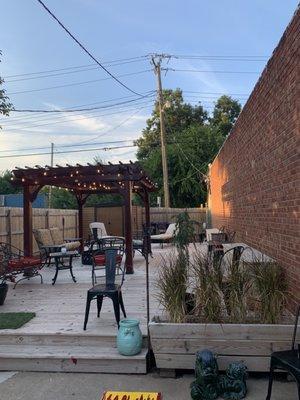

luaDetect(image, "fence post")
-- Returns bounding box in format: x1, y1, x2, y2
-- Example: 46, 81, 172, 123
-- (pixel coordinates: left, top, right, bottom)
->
62, 216, 65, 240
45, 210, 49, 229
6, 209, 11, 245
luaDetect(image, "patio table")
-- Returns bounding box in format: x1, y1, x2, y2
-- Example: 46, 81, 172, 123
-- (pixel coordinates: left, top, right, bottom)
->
49, 250, 78, 285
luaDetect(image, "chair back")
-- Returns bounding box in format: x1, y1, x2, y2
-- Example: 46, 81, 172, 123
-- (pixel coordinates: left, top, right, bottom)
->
89, 222, 107, 238
33, 228, 54, 249
166, 223, 176, 236
206, 228, 221, 241
218, 245, 245, 277
105, 248, 117, 287
211, 232, 227, 244
292, 304, 300, 350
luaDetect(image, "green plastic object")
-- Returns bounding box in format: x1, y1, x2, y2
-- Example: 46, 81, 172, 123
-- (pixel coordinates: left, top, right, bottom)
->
117, 319, 143, 356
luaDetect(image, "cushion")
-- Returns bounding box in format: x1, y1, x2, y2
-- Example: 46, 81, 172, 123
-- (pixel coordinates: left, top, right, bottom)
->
64, 241, 80, 251
94, 254, 123, 266
50, 227, 64, 245
89, 222, 108, 238
34, 229, 53, 247
151, 233, 173, 241
8, 256, 41, 270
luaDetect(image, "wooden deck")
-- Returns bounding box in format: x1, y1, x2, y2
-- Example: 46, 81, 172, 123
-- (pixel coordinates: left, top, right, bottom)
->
0, 244, 168, 374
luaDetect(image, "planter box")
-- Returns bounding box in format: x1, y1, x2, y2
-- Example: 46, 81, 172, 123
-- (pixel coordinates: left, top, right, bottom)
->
149, 322, 296, 372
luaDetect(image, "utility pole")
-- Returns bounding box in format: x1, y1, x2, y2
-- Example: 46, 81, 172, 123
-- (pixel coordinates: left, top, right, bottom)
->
151, 54, 170, 208
48, 142, 54, 208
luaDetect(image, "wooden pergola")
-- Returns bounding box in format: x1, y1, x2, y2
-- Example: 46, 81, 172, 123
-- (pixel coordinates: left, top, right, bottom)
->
11, 161, 157, 274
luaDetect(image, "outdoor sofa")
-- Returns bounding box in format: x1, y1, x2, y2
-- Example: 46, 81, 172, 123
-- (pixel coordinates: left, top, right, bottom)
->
33, 227, 81, 252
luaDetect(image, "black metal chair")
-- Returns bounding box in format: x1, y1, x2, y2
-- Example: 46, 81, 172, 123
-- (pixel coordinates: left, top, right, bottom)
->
83, 248, 126, 330
133, 227, 152, 259
266, 305, 300, 399
82, 237, 124, 286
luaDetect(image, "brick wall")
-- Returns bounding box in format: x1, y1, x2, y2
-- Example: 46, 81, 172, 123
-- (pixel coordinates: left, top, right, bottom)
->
209, 7, 300, 309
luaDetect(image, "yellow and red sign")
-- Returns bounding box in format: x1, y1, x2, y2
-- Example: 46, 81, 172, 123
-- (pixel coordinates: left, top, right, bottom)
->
102, 391, 162, 400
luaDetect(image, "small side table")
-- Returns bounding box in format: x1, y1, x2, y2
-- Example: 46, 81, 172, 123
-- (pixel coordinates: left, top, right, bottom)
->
49, 250, 78, 285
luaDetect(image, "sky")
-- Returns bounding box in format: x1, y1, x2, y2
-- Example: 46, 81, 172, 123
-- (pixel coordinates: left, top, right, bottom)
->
0, 0, 298, 172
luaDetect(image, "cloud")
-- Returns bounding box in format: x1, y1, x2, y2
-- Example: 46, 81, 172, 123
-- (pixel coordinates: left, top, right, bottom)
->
0, 107, 151, 172
170, 58, 228, 93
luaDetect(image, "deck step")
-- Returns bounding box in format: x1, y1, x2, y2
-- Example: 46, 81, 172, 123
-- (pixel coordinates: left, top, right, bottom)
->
0, 332, 147, 347
0, 344, 148, 373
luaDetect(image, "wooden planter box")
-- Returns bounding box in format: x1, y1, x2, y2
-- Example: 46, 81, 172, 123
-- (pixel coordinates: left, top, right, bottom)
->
149, 322, 295, 372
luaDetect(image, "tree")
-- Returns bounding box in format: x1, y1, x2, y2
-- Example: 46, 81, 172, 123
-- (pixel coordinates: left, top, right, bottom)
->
135, 91, 241, 207
135, 88, 208, 160
0, 51, 13, 126
210, 95, 241, 136
139, 124, 224, 207
0, 171, 21, 194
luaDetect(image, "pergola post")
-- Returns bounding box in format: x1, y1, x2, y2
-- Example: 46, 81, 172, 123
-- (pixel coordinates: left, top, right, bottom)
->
75, 193, 89, 252
23, 185, 33, 256
124, 180, 133, 274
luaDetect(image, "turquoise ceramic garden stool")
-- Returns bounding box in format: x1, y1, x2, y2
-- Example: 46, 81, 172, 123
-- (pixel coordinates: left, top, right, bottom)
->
117, 319, 143, 356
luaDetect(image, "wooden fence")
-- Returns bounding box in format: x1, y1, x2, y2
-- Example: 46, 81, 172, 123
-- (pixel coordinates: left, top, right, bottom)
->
0, 207, 78, 252
0, 206, 207, 251
83, 206, 207, 239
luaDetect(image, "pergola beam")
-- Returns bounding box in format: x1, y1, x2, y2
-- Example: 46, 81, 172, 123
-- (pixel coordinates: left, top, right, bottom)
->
12, 162, 157, 272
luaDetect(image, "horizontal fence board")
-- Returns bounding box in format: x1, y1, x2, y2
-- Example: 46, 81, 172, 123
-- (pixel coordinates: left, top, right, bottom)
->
0, 207, 78, 252
149, 323, 295, 341
155, 353, 270, 371
151, 338, 290, 356
150, 322, 296, 372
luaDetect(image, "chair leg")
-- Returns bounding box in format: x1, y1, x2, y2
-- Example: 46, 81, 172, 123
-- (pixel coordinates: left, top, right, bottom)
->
97, 295, 103, 318
92, 266, 96, 286
111, 293, 120, 328
83, 293, 92, 330
266, 364, 275, 400
119, 291, 126, 318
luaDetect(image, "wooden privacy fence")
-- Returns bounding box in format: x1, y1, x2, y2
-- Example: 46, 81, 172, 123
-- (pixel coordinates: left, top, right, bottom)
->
148, 207, 207, 225
0, 207, 78, 252
83, 206, 207, 239
0, 206, 207, 251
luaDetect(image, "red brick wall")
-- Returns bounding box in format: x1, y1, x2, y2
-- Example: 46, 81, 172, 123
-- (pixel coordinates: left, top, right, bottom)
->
209, 7, 300, 309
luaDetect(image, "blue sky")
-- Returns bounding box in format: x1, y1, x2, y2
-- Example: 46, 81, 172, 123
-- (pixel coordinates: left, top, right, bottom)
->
0, 0, 298, 171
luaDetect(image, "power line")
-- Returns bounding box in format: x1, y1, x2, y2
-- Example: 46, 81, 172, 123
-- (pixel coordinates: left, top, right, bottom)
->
1, 92, 154, 123
169, 54, 268, 61
7, 92, 155, 113
3, 56, 149, 79
0, 144, 138, 159
166, 68, 260, 74
183, 90, 250, 96
4, 58, 149, 82
2, 101, 154, 130
74, 106, 149, 146
36, 0, 142, 96
7, 69, 152, 95
0, 139, 140, 154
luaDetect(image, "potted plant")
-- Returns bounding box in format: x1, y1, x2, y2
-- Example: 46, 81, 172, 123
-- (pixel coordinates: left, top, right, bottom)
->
150, 245, 292, 372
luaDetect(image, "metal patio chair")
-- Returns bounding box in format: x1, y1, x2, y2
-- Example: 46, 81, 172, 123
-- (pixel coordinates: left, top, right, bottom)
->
266, 305, 300, 399
0, 242, 46, 288
83, 248, 126, 330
